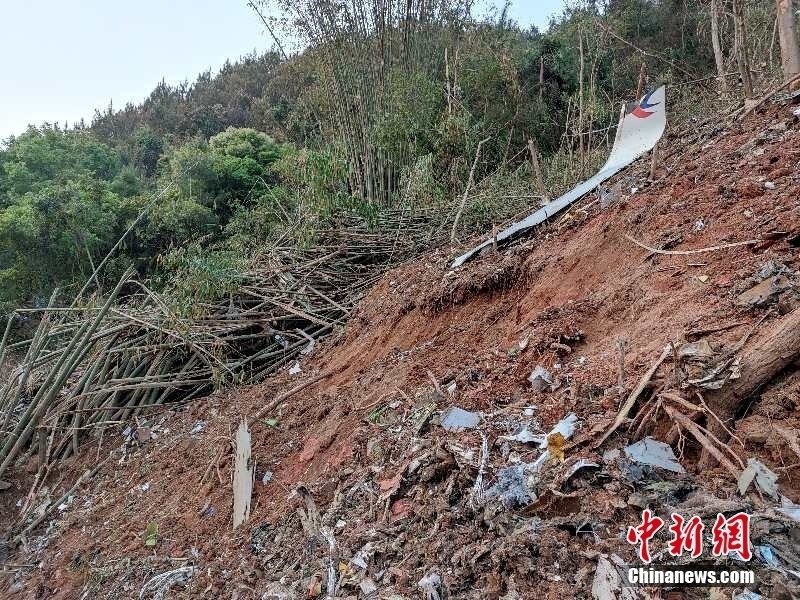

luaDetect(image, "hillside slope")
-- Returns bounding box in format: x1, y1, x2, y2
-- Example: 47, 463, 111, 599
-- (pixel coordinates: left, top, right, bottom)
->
2, 99, 800, 599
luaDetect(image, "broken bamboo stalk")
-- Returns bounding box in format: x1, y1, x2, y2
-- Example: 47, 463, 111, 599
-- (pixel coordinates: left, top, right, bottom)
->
253, 371, 332, 421
597, 345, 671, 447
0, 205, 460, 482
451, 137, 490, 243
232, 420, 253, 529
527, 139, 548, 202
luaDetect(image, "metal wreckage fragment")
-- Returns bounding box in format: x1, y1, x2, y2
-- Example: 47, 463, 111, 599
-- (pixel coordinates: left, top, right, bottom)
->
451, 86, 668, 267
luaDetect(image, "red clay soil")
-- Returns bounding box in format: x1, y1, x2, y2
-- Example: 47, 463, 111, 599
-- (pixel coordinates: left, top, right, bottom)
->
2, 101, 800, 600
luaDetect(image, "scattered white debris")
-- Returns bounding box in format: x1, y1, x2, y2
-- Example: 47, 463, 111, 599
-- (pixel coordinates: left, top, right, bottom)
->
260, 582, 295, 599
439, 406, 481, 432
564, 458, 600, 481
591, 556, 621, 600
138, 566, 196, 600
418, 573, 443, 600
359, 578, 378, 596
528, 413, 581, 473
232, 420, 253, 529
189, 421, 205, 435
288, 362, 301, 375
778, 496, 800, 522
757, 545, 780, 568
764, 181, 776, 190
350, 542, 374, 570
500, 425, 542, 444
624, 437, 685, 473
738, 458, 779, 499
528, 365, 554, 392
140, 481, 151, 492
541, 413, 579, 450
262, 471, 273, 485
470, 432, 490, 508
300, 338, 316, 355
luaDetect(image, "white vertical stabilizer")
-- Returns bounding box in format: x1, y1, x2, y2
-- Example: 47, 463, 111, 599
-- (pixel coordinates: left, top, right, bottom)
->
451, 86, 667, 268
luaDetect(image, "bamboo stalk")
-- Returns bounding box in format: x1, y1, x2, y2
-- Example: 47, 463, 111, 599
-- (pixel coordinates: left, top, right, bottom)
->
0, 200, 462, 476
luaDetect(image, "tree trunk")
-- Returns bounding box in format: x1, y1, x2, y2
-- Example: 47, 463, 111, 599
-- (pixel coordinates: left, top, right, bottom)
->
711, 0, 728, 92
578, 28, 585, 177
539, 56, 545, 102
527, 139, 548, 203
776, 0, 800, 90
698, 308, 800, 468
635, 61, 647, 99
733, 0, 754, 99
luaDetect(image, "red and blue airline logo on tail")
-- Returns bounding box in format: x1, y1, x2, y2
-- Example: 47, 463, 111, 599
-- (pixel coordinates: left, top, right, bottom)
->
631, 90, 660, 118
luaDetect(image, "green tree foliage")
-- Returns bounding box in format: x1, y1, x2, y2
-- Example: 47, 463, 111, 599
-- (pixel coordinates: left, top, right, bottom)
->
0, 127, 139, 307
132, 127, 164, 178
143, 128, 290, 253
0, 124, 298, 310
0, 126, 121, 199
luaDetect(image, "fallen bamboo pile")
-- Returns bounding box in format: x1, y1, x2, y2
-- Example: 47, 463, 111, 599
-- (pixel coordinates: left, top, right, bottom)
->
0, 210, 446, 481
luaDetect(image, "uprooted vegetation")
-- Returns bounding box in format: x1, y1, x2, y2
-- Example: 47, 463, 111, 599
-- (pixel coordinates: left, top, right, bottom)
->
0, 210, 455, 482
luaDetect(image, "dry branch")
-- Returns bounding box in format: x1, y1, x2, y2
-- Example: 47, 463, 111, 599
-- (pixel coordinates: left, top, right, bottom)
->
624, 234, 759, 255
597, 345, 671, 447
664, 405, 741, 478
451, 137, 490, 242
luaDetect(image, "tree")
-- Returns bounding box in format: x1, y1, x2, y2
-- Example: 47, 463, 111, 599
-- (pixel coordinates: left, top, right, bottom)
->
263, 0, 473, 206
732, 0, 753, 98
0, 178, 123, 306
776, 0, 800, 89
0, 127, 140, 307
132, 127, 164, 178
143, 128, 290, 254
710, 0, 727, 92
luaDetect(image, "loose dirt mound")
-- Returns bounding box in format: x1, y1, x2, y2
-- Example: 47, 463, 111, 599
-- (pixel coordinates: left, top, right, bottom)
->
2, 102, 800, 599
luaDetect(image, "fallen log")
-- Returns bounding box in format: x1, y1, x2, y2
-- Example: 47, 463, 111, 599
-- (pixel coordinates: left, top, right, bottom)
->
699, 307, 800, 469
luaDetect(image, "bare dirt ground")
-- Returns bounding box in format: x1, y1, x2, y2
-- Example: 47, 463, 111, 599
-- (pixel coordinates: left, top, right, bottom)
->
2, 100, 800, 599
